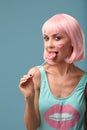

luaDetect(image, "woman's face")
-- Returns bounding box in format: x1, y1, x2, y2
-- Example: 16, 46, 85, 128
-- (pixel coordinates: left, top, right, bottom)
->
43, 32, 73, 64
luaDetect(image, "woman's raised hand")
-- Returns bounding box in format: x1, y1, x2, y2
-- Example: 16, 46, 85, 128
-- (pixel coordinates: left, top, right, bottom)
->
19, 74, 35, 99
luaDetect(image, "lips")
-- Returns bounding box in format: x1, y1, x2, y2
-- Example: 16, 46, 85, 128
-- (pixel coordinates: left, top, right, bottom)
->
43, 50, 58, 65
46, 52, 57, 60
44, 104, 80, 130
44, 50, 57, 60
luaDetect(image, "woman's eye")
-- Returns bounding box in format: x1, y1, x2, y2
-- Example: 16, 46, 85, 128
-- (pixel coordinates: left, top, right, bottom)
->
55, 36, 61, 41
43, 36, 49, 41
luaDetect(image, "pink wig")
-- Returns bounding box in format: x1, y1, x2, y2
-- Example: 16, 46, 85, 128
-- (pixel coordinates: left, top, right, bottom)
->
42, 14, 85, 63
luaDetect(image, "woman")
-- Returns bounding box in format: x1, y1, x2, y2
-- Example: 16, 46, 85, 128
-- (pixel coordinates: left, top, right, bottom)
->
19, 14, 87, 130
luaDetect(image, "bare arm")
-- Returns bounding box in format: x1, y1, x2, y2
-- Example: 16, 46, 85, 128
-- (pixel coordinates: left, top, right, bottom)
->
24, 92, 40, 130
84, 83, 87, 130
19, 67, 40, 130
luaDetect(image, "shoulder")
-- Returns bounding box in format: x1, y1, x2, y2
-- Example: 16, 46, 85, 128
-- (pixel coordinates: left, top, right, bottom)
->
84, 82, 87, 129
28, 66, 40, 74
84, 72, 87, 102
85, 82, 87, 98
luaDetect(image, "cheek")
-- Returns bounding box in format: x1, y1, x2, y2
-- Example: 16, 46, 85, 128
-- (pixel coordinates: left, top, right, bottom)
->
62, 45, 73, 57
55, 43, 64, 49
44, 43, 47, 49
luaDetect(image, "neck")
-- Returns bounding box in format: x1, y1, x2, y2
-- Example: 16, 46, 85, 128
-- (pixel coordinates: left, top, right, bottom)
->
48, 62, 74, 76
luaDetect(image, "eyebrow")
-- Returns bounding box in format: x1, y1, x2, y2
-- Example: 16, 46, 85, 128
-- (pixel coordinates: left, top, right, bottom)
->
43, 33, 65, 37
52, 33, 62, 37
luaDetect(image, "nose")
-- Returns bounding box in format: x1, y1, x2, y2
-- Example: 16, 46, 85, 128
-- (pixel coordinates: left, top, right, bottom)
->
47, 39, 55, 48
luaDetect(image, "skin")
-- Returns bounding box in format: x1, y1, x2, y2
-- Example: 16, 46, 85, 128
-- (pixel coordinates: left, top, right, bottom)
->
19, 32, 87, 130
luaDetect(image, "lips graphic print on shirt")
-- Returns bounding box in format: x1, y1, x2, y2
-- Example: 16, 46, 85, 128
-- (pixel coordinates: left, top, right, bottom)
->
43, 104, 80, 130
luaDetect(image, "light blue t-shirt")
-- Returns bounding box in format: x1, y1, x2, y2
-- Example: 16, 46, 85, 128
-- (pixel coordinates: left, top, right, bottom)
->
38, 66, 87, 130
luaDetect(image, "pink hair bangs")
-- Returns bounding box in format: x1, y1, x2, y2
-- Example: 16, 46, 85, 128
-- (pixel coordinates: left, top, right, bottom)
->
42, 14, 68, 35
42, 14, 85, 63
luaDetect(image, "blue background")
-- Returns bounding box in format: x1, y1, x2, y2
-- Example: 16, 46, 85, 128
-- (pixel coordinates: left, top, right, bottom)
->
0, 0, 87, 129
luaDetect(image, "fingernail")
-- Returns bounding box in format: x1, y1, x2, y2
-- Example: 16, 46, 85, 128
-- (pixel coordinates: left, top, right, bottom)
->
29, 74, 33, 77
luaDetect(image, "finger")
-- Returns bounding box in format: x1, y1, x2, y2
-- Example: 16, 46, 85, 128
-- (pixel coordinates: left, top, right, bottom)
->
20, 74, 33, 86
20, 74, 33, 81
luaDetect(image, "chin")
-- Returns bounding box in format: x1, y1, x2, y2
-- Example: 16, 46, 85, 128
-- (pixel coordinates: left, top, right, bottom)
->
44, 59, 57, 65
